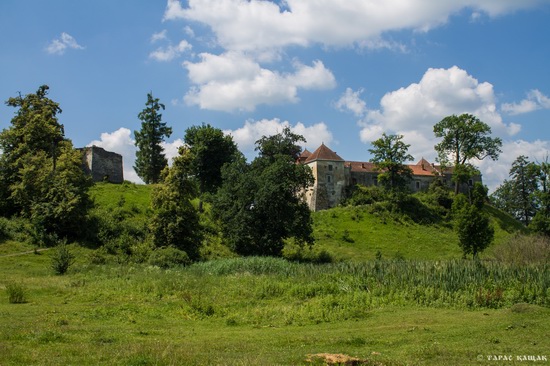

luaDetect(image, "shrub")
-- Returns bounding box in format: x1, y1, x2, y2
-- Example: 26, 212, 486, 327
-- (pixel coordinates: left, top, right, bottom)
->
51, 242, 75, 275
148, 246, 191, 269
346, 185, 384, 206
6, 283, 27, 304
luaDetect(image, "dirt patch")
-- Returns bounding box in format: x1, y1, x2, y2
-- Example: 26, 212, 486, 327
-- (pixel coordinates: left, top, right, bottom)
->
306, 353, 383, 365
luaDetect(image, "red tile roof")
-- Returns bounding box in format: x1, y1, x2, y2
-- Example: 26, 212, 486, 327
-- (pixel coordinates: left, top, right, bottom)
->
304, 143, 344, 163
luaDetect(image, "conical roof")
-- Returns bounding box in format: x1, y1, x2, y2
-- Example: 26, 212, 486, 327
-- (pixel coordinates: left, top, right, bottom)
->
304, 143, 344, 163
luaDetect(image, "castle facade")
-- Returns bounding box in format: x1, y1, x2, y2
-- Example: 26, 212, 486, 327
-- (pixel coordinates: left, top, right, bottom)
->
298, 143, 481, 211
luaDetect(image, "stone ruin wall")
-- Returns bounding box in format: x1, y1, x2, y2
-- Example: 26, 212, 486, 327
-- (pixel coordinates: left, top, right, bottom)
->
81, 146, 124, 184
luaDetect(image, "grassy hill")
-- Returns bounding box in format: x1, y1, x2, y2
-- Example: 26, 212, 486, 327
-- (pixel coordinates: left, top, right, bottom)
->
88, 182, 527, 261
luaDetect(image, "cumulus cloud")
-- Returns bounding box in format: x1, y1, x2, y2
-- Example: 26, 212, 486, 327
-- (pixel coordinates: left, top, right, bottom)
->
183, 53, 335, 111
164, 0, 543, 53
360, 66, 520, 155
336, 66, 539, 191
502, 89, 550, 115
224, 118, 334, 156
88, 128, 183, 184
45, 32, 85, 55
149, 40, 192, 62
335, 88, 367, 117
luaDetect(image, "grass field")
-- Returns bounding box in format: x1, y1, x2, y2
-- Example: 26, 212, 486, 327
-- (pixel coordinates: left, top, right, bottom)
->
1, 183, 547, 365
1, 245, 548, 365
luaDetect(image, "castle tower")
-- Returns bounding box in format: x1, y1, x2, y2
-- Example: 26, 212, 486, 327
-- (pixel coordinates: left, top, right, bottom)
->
303, 143, 346, 211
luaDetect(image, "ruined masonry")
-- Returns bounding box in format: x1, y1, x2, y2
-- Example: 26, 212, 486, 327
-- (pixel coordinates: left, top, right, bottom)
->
80, 145, 124, 184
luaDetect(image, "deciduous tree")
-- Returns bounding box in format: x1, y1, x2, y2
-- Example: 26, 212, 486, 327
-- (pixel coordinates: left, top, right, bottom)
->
453, 194, 494, 258
134, 93, 172, 184
213, 129, 314, 256
368, 133, 414, 193
434, 114, 502, 194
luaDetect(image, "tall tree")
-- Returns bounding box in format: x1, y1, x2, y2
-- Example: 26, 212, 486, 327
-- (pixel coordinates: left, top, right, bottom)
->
183, 123, 240, 199
149, 146, 202, 260
490, 156, 541, 226
453, 194, 494, 259
0, 85, 91, 241
434, 114, 502, 194
368, 133, 414, 193
134, 93, 172, 184
213, 129, 314, 257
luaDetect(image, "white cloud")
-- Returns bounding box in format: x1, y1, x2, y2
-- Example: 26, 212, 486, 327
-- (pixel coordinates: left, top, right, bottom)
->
183, 53, 335, 111
224, 118, 334, 156
46, 32, 84, 55
88, 128, 183, 184
502, 89, 550, 115
164, 0, 543, 53
341, 66, 541, 191
360, 66, 520, 152
151, 30, 168, 43
335, 88, 367, 117
149, 40, 192, 62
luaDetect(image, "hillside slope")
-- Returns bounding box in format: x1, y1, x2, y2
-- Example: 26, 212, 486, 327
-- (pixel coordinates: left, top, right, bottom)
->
89, 183, 527, 261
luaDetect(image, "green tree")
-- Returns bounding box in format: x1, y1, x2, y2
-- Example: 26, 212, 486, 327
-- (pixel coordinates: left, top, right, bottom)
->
434, 114, 502, 194
149, 146, 202, 260
531, 158, 550, 235
183, 123, 240, 206
368, 133, 414, 193
0, 86, 91, 241
490, 156, 540, 226
0, 85, 65, 215
134, 93, 172, 184
213, 129, 314, 256
453, 194, 494, 258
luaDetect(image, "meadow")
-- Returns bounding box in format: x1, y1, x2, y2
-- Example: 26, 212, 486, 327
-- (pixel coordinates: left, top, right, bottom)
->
1, 183, 549, 365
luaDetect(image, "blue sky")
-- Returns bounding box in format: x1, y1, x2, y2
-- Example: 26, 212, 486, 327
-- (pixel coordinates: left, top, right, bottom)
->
1, 0, 550, 189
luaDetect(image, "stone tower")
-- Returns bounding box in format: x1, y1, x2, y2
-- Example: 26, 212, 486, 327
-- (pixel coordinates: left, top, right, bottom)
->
303, 143, 346, 211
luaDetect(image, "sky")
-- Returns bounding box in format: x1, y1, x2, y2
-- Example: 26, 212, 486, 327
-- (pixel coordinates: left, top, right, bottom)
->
1, 0, 550, 190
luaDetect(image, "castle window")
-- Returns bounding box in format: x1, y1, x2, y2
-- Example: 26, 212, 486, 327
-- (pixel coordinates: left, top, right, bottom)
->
415, 181, 420, 190
468, 179, 473, 187
328, 164, 333, 171
326, 175, 332, 183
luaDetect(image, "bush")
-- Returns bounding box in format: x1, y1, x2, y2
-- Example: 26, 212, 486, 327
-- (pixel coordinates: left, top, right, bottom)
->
0, 217, 10, 241
346, 185, 384, 206
148, 246, 191, 269
6, 282, 27, 304
51, 242, 75, 275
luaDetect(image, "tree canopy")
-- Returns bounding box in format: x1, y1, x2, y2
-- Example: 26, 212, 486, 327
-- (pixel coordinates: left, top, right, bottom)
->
0, 85, 91, 242
213, 129, 314, 256
434, 114, 502, 194
368, 133, 414, 193
183, 123, 240, 197
134, 93, 172, 184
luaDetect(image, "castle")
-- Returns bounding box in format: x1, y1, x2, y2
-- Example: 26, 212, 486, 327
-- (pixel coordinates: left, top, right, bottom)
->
298, 143, 481, 211
80, 145, 124, 184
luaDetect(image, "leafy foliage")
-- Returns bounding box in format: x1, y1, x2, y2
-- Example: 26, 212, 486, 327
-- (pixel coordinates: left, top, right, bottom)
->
150, 147, 202, 260
51, 242, 75, 275
368, 133, 414, 193
0, 85, 91, 240
148, 246, 191, 268
434, 114, 502, 193
452, 194, 494, 258
134, 93, 172, 184
183, 123, 241, 197
213, 129, 314, 256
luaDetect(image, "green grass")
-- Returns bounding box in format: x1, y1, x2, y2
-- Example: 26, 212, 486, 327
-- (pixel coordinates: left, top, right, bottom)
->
311, 204, 522, 261
90, 181, 153, 215
1, 248, 548, 365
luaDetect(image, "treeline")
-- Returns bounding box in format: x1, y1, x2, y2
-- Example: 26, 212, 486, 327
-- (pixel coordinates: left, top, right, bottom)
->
0, 87, 315, 265
491, 155, 550, 234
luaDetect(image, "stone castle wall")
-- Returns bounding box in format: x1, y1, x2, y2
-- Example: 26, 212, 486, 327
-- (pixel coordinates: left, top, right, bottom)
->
81, 146, 123, 184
